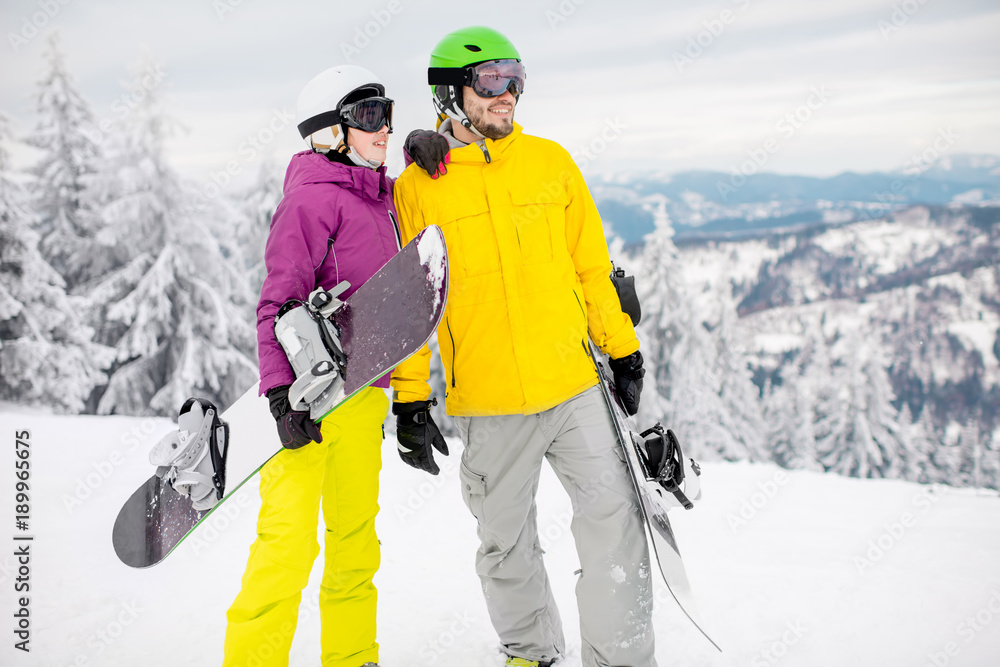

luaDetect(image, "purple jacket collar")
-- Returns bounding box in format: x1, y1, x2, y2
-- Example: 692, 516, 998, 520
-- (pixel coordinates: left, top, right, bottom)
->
283, 150, 392, 203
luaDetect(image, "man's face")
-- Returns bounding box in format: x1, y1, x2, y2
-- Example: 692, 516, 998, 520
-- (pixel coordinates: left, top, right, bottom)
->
462, 86, 516, 140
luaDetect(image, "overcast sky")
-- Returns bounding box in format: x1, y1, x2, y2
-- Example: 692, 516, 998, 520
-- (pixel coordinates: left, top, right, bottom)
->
1, 0, 998, 187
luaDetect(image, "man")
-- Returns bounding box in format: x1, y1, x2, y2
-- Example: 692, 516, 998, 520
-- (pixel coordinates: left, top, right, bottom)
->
391, 26, 654, 667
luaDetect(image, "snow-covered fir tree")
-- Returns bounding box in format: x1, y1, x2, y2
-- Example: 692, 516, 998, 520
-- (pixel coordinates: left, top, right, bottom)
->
764, 356, 821, 471
82, 60, 256, 415
957, 419, 983, 488
629, 197, 690, 441
982, 428, 1000, 490
191, 161, 277, 368
930, 423, 963, 484
0, 113, 113, 412
710, 282, 768, 459
632, 196, 764, 461
789, 386, 821, 470
897, 402, 933, 483
25, 32, 103, 290
914, 406, 941, 483
223, 157, 282, 305
815, 326, 906, 479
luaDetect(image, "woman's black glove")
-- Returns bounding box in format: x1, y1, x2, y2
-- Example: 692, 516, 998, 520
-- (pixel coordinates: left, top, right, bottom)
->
393, 398, 449, 475
267, 385, 323, 449
608, 351, 645, 416
403, 129, 451, 179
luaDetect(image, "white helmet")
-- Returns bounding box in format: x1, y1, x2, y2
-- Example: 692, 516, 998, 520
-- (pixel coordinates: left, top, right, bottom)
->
296, 65, 391, 154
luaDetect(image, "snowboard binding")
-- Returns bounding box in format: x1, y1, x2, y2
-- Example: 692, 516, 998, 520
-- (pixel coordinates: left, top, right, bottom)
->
274, 281, 350, 420
149, 398, 229, 511
636, 423, 702, 510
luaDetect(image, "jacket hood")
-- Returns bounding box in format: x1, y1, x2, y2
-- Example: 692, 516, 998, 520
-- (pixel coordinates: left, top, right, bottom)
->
282, 150, 392, 202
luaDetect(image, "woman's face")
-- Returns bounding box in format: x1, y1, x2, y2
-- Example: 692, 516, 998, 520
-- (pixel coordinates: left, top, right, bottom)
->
347, 124, 389, 165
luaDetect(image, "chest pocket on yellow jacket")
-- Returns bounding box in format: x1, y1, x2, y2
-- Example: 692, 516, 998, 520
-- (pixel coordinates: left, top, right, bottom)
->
437, 196, 498, 278
510, 187, 568, 266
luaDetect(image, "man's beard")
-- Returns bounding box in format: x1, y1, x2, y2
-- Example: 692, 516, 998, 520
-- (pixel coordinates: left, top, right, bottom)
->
467, 102, 514, 140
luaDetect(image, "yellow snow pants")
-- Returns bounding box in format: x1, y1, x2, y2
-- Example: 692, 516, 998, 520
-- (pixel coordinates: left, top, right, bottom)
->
222, 387, 389, 667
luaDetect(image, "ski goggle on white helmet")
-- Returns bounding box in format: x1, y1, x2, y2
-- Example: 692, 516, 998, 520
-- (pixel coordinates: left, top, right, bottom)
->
296, 65, 394, 150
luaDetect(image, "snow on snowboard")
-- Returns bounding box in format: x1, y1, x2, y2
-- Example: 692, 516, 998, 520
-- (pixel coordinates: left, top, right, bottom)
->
590, 343, 722, 652
112, 226, 449, 569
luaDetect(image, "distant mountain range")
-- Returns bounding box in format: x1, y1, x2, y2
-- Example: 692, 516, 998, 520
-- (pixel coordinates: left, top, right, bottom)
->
666, 202, 1000, 487
593, 154, 1000, 243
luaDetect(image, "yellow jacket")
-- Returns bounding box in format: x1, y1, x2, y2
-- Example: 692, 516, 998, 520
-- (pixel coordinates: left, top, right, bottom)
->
391, 122, 638, 416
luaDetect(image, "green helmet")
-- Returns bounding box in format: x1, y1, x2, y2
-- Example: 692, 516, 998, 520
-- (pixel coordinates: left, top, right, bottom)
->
429, 26, 521, 70
427, 26, 522, 133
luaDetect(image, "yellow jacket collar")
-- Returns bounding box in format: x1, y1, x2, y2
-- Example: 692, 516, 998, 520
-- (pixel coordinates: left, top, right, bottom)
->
449, 122, 523, 164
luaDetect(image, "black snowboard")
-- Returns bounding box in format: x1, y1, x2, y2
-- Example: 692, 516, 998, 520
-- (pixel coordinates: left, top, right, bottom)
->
113, 226, 449, 568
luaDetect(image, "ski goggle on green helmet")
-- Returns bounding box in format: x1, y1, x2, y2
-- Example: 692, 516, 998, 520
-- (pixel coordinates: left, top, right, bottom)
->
427, 26, 525, 99
429, 59, 525, 98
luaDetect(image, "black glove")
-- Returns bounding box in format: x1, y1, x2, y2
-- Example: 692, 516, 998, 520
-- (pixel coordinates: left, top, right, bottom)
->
393, 399, 449, 475
403, 129, 450, 179
267, 385, 323, 450
609, 351, 645, 416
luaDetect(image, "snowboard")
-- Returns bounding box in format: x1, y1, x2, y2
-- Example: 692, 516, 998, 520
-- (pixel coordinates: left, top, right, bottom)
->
112, 226, 449, 569
590, 344, 722, 652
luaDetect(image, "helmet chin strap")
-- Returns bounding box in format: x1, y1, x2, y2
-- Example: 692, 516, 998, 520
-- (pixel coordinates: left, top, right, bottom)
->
346, 148, 383, 169
339, 121, 383, 169
437, 85, 486, 141
460, 116, 487, 141
309, 126, 382, 169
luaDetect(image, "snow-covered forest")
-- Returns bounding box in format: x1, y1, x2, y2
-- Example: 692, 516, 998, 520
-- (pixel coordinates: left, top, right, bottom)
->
2, 36, 998, 491
614, 201, 1000, 491
1, 36, 263, 417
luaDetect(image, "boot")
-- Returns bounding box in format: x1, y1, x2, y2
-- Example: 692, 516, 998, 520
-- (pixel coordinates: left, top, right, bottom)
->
506, 657, 553, 667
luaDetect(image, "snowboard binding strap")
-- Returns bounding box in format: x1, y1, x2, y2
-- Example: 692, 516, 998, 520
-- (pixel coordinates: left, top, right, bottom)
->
639, 423, 701, 510
275, 281, 351, 419
149, 398, 229, 511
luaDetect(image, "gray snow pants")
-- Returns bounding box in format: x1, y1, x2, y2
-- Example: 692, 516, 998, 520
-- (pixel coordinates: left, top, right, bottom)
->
453, 385, 657, 667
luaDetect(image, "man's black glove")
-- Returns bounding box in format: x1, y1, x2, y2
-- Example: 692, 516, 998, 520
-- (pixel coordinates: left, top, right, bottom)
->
266, 385, 323, 450
393, 398, 449, 475
609, 351, 645, 416
403, 129, 450, 179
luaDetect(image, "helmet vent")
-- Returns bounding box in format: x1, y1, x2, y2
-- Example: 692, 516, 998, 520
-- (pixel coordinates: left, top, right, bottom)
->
464, 44, 482, 52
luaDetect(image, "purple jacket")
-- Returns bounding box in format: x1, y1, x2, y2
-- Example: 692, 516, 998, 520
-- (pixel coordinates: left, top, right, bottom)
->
257, 150, 400, 395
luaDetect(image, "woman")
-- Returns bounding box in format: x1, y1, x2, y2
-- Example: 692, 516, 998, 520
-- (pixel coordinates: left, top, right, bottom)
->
223, 65, 399, 667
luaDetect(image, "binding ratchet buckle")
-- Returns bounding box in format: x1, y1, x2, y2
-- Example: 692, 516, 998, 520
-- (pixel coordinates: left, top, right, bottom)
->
638, 423, 701, 510
149, 398, 229, 511
274, 281, 351, 419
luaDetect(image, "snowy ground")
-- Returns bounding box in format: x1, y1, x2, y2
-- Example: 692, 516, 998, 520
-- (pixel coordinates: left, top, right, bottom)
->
1, 405, 999, 667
